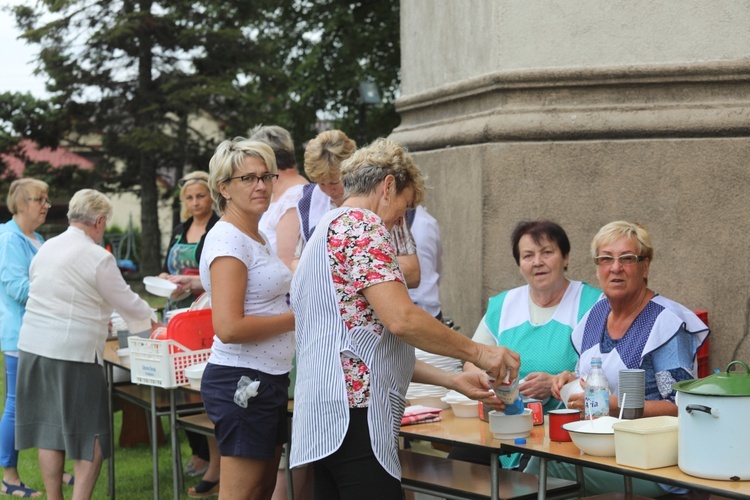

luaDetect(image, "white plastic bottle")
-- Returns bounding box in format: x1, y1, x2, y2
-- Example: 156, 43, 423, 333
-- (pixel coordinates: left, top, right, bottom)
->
585, 357, 610, 419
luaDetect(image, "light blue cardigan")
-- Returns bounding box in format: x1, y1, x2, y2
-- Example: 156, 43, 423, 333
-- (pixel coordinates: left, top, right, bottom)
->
0, 219, 44, 352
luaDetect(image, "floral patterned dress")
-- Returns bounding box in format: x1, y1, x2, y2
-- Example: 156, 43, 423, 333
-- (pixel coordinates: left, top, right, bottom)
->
327, 208, 404, 407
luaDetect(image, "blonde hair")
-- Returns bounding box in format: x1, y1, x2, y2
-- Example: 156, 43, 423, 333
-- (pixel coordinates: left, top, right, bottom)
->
68, 189, 113, 225
303, 130, 357, 183
208, 138, 277, 213
178, 171, 211, 220
591, 221, 654, 261
6, 178, 49, 214
339, 138, 425, 206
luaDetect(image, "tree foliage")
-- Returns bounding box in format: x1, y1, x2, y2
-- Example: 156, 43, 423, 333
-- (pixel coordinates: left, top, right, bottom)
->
5, 0, 401, 274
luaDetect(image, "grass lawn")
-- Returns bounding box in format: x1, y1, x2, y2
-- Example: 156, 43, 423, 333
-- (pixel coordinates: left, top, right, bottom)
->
0, 288, 204, 499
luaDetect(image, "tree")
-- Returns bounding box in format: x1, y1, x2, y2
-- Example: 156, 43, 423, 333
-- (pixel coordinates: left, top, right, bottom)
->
8, 0, 401, 273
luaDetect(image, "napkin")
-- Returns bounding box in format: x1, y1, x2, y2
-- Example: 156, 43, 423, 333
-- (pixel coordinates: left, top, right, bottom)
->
401, 405, 443, 426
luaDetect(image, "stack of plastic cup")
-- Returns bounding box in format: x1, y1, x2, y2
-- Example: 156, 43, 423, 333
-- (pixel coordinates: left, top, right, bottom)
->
618, 369, 645, 419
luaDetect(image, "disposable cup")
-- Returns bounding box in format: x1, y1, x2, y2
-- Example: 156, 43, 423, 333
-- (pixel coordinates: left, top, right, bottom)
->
549, 409, 581, 442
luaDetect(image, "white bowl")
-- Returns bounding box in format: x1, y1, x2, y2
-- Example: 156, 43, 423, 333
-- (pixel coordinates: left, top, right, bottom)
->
563, 417, 621, 456
184, 362, 207, 390
489, 408, 533, 439
407, 396, 450, 409
449, 401, 479, 418
116, 348, 130, 365
143, 276, 178, 298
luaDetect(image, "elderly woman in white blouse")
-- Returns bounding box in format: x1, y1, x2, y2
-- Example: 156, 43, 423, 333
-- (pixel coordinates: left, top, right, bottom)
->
16, 189, 157, 500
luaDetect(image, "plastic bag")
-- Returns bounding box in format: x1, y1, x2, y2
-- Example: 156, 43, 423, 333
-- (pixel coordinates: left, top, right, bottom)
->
233, 376, 260, 408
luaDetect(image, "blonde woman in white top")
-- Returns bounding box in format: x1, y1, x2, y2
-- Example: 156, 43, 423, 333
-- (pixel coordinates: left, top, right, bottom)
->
199, 138, 295, 500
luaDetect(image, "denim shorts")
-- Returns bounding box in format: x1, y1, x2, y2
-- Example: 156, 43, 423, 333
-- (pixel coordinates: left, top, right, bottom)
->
201, 363, 289, 459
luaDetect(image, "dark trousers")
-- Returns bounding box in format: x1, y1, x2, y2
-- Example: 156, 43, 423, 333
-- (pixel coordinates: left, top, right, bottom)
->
313, 408, 402, 500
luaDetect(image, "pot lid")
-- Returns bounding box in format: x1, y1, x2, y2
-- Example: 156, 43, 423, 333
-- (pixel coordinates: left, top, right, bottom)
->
672, 361, 750, 396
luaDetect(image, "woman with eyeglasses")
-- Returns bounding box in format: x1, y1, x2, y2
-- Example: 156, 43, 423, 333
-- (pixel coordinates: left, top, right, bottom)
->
290, 138, 519, 499
160, 171, 220, 313
536, 221, 710, 497
0, 178, 51, 497
198, 138, 295, 499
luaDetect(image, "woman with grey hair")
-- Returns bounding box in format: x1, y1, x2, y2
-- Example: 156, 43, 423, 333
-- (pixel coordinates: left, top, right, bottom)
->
0, 178, 50, 497
249, 125, 308, 267
16, 189, 157, 500
290, 138, 520, 499
198, 137, 295, 499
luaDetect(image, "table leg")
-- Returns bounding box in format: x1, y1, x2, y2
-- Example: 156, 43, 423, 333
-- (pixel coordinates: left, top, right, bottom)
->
106, 364, 116, 499
575, 464, 586, 497
171, 390, 179, 500
490, 452, 499, 500
624, 475, 633, 494
150, 386, 159, 500
537, 457, 547, 500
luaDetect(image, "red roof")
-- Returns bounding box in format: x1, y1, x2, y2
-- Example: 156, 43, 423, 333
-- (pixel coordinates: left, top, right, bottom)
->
1, 140, 95, 177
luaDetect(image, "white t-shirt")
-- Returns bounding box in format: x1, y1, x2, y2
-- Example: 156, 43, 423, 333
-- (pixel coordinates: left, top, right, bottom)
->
408, 206, 443, 317
259, 184, 305, 253
199, 221, 294, 374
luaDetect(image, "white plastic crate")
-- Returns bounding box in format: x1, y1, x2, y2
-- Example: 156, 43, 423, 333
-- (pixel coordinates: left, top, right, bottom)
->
127, 337, 211, 389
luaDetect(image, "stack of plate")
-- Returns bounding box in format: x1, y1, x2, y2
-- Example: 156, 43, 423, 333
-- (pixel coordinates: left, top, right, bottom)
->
406, 349, 463, 408
618, 369, 645, 418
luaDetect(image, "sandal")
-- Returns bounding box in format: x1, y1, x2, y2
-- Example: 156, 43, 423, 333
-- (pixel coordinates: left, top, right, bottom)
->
187, 480, 219, 498
62, 473, 75, 486
187, 463, 208, 477
0, 481, 42, 498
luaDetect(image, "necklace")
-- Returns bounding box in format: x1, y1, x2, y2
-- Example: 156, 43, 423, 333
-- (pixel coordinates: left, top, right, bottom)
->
224, 214, 264, 244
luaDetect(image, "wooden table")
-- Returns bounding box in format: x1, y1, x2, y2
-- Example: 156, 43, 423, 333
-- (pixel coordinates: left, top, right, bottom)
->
400, 410, 750, 500
104, 339, 204, 500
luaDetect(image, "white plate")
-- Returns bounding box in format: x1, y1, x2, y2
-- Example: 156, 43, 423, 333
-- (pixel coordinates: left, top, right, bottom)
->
143, 276, 178, 298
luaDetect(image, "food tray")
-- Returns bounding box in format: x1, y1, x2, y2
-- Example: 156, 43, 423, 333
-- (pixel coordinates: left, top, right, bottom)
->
128, 337, 211, 388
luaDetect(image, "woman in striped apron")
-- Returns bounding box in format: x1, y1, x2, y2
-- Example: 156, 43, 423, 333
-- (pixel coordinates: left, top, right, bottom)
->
290, 138, 521, 500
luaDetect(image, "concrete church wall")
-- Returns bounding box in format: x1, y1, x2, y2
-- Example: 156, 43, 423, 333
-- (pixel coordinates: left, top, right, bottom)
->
394, 0, 750, 368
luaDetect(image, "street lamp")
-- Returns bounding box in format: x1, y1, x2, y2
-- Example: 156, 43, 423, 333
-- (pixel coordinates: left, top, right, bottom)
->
358, 81, 381, 144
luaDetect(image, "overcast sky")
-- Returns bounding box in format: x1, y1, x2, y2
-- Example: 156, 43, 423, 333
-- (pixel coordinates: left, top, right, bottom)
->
0, 1, 48, 98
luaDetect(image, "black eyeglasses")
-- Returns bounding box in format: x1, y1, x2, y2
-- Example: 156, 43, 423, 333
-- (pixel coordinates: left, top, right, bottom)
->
593, 254, 645, 267
28, 197, 52, 208
225, 173, 279, 186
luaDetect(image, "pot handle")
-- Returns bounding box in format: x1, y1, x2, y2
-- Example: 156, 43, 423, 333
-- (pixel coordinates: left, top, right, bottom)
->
725, 360, 750, 374
685, 404, 720, 418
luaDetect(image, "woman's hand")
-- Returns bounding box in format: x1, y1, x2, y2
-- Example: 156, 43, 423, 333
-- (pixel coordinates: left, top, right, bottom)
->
448, 370, 505, 411
519, 372, 554, 401
473, 345, 521, 388
550, 370, 576, 400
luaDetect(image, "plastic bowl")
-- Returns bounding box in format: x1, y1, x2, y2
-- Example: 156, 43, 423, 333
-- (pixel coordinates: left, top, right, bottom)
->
408, 396, 450, 409
563, 417, 621, 456
449, 401, 479, 418
184, 362, 208, 390
143, 276, 178, 298
489, 408, 533, 439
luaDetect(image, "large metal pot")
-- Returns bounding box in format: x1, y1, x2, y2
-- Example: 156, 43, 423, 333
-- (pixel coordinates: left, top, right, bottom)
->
672, 361, 750, 480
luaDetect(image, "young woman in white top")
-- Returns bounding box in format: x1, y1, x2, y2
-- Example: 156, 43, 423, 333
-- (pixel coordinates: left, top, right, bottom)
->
199, 138, 295, 499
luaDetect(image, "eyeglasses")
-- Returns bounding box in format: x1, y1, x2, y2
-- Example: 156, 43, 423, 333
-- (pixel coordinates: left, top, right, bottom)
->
225, 173, 279, 186
28, 197, 52, 208
594, 254, 645, 267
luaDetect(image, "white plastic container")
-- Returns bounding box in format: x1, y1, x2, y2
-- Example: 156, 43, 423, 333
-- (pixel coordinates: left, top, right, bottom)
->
116, 348, 130, 365
184, 362, 208, 390
489, 408, 533, 439
612, 416, 678, 469
127, 337, 211, 388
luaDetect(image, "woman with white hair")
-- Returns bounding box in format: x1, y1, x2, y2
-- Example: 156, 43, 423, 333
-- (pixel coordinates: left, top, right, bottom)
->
16, 189, 157, 500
